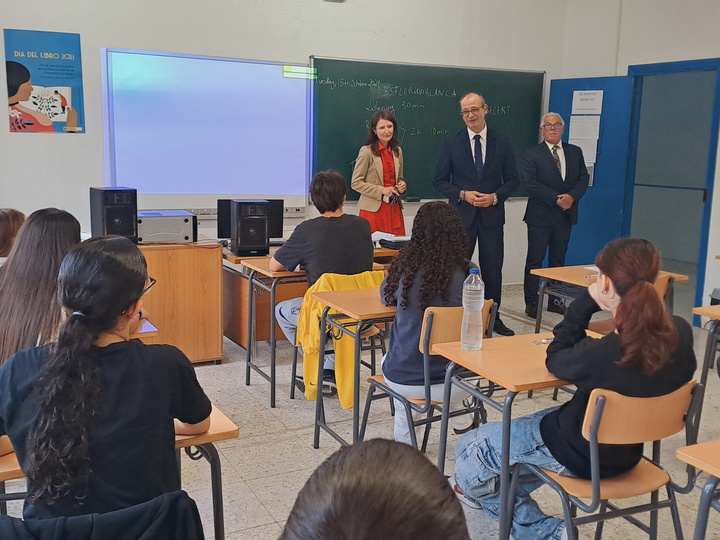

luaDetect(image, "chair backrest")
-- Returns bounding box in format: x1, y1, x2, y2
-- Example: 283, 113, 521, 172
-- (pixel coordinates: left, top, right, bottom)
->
653, 273, 673, 301
581, 380, 697, 445
419, 299, 494, 354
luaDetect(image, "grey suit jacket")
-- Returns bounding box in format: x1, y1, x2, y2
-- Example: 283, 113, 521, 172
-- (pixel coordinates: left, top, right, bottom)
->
351, 145, 404, 212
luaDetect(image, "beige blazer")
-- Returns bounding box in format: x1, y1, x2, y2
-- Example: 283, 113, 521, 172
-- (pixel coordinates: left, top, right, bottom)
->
351, 145, 404, 212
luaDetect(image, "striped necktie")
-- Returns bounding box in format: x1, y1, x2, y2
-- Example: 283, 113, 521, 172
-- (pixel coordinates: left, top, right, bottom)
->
552, 145, 562, 177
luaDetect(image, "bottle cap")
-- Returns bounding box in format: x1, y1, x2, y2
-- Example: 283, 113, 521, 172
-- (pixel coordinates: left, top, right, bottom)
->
469, 268, 479, 274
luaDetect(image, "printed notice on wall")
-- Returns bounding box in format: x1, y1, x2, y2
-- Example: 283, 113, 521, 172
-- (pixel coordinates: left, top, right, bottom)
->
571, 90, 603, 115
4, 29, 84, 133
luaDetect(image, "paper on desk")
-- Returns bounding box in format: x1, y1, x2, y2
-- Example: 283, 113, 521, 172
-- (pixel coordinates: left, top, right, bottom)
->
372, 231, 396, 243
584, 265, 599, 272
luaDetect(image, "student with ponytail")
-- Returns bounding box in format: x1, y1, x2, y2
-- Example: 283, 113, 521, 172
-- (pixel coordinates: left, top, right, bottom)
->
450, 238, 696, 540
0, 237, 211, 519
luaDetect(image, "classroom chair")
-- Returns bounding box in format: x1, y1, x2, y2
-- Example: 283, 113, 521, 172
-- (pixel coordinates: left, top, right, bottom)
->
358, 300, 497, 452
513, 380, 702, 540
290, 271, 387, 407
676, 438, 720, 540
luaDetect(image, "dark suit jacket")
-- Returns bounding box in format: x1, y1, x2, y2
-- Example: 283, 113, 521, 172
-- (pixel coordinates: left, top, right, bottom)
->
522, 142, 589, 226
433, 128, 520, 229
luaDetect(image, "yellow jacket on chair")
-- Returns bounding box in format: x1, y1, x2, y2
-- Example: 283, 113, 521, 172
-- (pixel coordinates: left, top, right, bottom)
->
296, 270, 385, 409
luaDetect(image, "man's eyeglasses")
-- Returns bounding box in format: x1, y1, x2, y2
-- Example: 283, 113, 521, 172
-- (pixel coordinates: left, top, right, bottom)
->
141, 277, 156, 296
542, 123, 563, 130
460, 107, 482, 117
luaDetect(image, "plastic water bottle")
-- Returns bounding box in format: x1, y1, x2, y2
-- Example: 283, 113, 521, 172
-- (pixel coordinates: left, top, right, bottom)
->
461, 268, 485, 351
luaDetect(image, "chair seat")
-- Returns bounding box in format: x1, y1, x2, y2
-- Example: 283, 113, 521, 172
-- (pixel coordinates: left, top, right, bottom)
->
540, 458, 670, 500
366, 374, 442, 406
360, 325, 381, 339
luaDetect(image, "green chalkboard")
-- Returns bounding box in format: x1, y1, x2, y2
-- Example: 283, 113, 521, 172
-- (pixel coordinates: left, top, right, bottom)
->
313, 57, 544, 200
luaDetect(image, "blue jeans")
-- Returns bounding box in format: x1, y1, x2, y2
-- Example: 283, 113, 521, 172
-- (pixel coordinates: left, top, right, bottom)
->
276, 297, 335, 370
453, 407, 570, 540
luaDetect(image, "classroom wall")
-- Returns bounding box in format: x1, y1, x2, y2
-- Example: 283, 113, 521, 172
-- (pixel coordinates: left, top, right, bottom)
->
2, 0, 720, 289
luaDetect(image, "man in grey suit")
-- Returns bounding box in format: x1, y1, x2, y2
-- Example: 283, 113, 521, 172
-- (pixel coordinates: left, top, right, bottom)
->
433, 92, 520, 336
522, 112, 589, 319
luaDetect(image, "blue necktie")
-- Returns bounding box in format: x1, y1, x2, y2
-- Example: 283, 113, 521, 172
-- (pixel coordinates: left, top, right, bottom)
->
474, 134, 483, 180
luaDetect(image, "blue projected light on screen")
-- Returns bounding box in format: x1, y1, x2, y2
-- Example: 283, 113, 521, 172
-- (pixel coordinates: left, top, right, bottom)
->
107, 51, 310, 196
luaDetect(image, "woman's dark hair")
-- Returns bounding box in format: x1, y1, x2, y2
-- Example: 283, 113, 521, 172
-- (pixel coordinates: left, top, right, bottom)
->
366, 110, 400, 156
384, 201, 471, 310
595, 237, 678, 374
6, 61, 30, 99
281, 439, 470, 540
0, 209, 81, 365
25, 236, 147, 506
310, 170, 347, 214
0, 208, 26, 257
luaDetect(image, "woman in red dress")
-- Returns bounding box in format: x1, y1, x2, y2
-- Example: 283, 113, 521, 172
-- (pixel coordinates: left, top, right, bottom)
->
351, 110, 407, 235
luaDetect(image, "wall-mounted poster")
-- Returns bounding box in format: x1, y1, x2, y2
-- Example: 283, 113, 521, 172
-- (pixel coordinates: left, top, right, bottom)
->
4, 29, 84, 133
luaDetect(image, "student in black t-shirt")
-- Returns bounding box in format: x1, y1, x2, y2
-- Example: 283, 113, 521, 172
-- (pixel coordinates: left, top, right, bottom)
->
449, 238, 696, 540
0, 236, 212, 519
271, 170, 374, 392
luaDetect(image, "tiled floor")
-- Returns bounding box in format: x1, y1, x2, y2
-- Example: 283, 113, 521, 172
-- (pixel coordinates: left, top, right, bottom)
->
4, 283, 719, 539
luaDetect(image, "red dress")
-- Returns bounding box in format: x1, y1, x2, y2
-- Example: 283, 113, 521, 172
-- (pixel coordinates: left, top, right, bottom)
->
359, 144, 406, 235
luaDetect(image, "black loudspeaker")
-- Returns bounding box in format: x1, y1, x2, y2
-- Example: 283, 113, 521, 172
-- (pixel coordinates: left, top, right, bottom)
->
218, 198, 283, 239
230, 200, 269, 256
90, 187, 138, 242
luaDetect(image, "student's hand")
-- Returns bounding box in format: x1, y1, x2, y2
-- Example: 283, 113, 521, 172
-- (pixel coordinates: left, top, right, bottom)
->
589, 282, 620, 313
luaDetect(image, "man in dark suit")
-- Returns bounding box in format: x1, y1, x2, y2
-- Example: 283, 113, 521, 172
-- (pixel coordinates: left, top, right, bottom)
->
433, 92, 520, 336
522, 112, 589, 319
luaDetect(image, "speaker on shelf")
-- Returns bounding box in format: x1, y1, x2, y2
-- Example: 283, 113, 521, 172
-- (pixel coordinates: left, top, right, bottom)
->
230, 200, 269, 256
89, 187, 138, 242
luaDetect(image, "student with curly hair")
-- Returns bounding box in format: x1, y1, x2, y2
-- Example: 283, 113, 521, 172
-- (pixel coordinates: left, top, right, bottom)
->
0, 237, 211, 519
380, 201, 475, 443
0, 208, 81, 366
450, 238, 696, 540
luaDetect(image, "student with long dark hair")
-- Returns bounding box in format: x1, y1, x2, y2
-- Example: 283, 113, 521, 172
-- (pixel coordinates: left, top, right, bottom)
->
0, 208, 81, 366
450, 238, 696, 540
380, 201, 474, 443
282, 439, 471, 540
0, 237, 211, 519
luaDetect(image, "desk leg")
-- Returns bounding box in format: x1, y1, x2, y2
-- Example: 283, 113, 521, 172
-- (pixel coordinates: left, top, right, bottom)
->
269, 279, 278, 408
245, 270, 258, 386
697, 320, 720, 430
185, 444, 225, 540
693, 476, 720, 540
437, 363, 456, 474
498, 391, 519, 540
314, 307, 330, 449
352, 324, 363, 444
0, 481, 5, 515
535, 279, 546, 334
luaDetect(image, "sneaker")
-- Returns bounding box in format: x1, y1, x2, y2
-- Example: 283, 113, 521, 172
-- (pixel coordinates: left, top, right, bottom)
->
448, 476, 482, 509
322, 369, 337, 397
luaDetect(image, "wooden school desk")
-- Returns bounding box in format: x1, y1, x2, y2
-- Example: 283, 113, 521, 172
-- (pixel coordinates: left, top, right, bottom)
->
692, 304, 720, 429
432, 332, 599, 540
676, 439, 720, 540
0, 406, 238, 540
310, 288, 396, 447
138, 242, 223, 363
223, 248, 393, 408
530, 265, 688, 333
